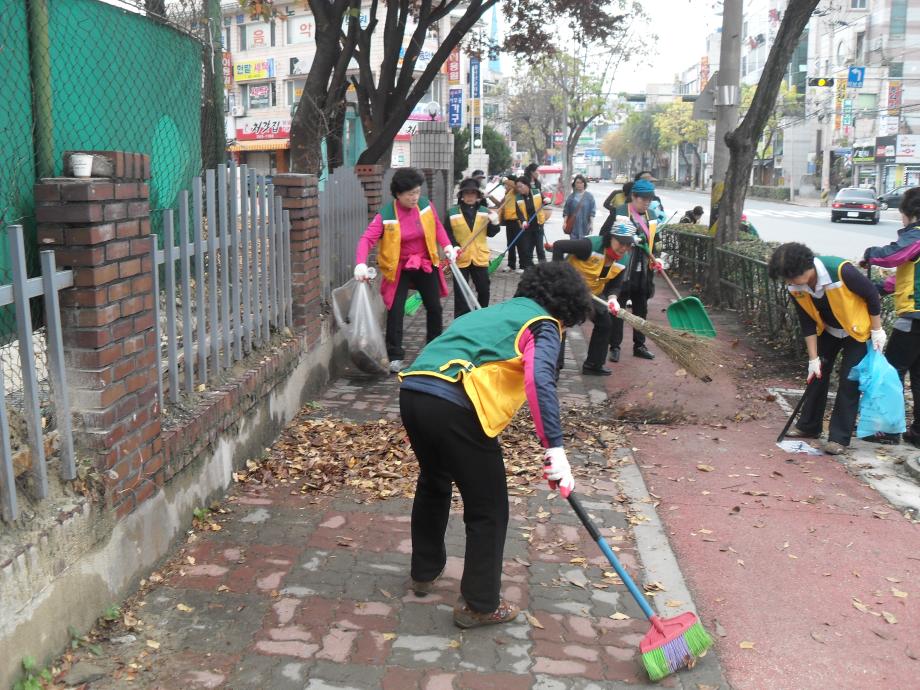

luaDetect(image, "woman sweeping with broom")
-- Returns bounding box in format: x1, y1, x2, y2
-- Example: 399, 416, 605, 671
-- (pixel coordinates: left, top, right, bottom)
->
548, 224, 635, 376
398, 262, 592, 628
354, 168, 459, 374
768, 242, 885, 455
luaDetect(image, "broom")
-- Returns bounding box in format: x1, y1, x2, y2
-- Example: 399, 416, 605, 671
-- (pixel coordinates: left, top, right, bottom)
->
487, 208, 542, 274
562, 490, 713, 680
591, 295, 716, 382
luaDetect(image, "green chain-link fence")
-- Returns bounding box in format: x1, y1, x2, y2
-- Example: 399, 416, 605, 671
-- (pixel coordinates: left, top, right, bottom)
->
0, 0, 224, 417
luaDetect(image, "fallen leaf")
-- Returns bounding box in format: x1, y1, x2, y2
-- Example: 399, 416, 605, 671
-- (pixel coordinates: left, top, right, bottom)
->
610, 612, 630, 620
697, 464, 715, 473
217, 585, 230, 592
853, 599, 870, 613
447, 639, 461, 649
526, 613, 544, 629
883, 611, 898, 625
739, 641, 755, 649
383, 633, 397, 641
176, 603, 194, 612
514, 557, 531, 567
892, 588, 908, 598
665, 600, 685, 608
811, 631, 826, 644
146, 640, 160, 650
713, 620, 727, 637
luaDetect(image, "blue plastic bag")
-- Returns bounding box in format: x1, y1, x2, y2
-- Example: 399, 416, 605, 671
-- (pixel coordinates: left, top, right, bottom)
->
848, 344, 906, 437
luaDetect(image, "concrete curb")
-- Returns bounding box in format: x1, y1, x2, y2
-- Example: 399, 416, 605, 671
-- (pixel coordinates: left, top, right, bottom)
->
905, 456, 920, 483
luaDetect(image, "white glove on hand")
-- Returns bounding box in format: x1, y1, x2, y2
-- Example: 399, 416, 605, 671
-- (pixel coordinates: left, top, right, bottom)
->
807, 357, 822, 383
871, 328, 887, 352
521, 221, 530, 230
658, 252, 671, 271
543, 447, 575, 497
354, 263, 369, 282
488, 211, 500, 225
607, 295, 620, 316
443, 245, 460, 262
652, 258, 665, 273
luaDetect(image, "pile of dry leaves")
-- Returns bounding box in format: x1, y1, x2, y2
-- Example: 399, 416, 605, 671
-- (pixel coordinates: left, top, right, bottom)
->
233, 404, 626, 502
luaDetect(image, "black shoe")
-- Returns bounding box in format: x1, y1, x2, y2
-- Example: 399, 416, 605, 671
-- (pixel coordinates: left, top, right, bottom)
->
608, 347, 620, 363
581, 363, 612, 376
633, 345, 655, 360
904, 428, 920, 448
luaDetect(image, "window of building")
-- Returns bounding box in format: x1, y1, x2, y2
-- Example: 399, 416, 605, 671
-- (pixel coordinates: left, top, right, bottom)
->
741, 56, 748, 76
246, 82, 276, 109
850, 0, 866, 8
891, 0, 907, 37
855, 32, 864, 61
890, 62, 904, 79
287, 16, 315, 44
222, 27, 231, 50
287, 79, 306, 106
240, 21, 274, 50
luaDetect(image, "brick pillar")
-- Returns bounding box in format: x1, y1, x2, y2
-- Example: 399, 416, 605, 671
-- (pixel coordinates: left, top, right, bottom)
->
34, 151, 163, 518
271, 174, 321, 341
355, 164, 385, 222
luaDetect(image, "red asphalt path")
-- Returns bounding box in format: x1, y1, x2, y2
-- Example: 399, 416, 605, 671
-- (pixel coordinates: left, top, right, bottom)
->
590, 296, 920, 690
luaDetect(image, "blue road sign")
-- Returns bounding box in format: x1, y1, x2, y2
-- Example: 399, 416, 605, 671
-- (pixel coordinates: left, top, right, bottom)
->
848, 66, 865, 88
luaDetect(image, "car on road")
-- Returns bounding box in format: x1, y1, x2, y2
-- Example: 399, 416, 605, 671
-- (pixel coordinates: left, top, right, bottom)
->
613, 174, 628, 184
831, 187, 880, 224
877, 185, 912, 210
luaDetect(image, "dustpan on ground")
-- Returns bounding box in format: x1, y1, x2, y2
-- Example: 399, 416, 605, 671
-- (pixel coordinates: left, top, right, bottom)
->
659, 270, 716, 338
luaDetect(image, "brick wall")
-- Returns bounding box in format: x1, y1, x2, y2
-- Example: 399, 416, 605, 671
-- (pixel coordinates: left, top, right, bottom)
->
35, 152, 162, 518
355, 164, 385, 222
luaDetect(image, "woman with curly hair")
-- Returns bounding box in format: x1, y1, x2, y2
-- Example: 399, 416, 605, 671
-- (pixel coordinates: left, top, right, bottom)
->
397, 262, 592, 629
863, 186, 920, 445
354, 167, 460, 373
768, 242, 884, 455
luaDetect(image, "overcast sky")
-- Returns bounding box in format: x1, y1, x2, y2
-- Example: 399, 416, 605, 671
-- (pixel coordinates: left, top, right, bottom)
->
606, 1, 722, 92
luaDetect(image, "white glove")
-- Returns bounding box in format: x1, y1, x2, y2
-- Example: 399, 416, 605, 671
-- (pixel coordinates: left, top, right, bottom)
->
443, 245, 460, 262
652, 258, 665, 273
521, 221, 529, 230
871, 328, 887, 352
543, 447, 575, 497
658, 252, 671, 270
607, 295, 620, 316
488, 211, 500, 225
354, 263, 369, 282
807, 357, 822, 383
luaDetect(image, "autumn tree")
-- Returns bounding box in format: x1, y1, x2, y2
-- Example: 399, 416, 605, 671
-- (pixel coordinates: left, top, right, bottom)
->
654, 101, 708, 186
740, 82, 804, 183
507, 84, 560, 165
288, 0, 625, 174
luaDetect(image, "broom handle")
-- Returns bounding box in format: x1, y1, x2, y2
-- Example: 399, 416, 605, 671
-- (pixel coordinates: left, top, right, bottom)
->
491, 209, 541, 262
566, 493, 657, 621
659, 269, 683, 301
448, 255, 481, 311
775, 365, 823, 442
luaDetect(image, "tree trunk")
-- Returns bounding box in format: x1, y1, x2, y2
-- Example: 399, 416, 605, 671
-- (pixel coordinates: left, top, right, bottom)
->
706, 0, 820, 301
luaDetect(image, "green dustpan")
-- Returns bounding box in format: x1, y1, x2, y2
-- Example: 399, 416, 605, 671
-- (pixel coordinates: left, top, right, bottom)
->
660, 271, 717, 338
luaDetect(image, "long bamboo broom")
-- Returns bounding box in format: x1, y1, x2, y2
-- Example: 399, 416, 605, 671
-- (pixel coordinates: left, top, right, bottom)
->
591, 295, 716, 382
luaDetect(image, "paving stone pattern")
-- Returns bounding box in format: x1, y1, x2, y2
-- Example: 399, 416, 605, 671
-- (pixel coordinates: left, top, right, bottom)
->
65, 271, 725, 689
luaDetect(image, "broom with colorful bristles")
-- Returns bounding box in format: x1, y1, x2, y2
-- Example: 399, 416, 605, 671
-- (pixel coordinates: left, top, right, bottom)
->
564, 490, 713, 680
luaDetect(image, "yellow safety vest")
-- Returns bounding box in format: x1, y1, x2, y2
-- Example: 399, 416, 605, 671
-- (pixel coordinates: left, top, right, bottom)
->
788, 258, 871, 342
517, 192, 546, 225
376, 198, 440, 283
448, 205, 491, 268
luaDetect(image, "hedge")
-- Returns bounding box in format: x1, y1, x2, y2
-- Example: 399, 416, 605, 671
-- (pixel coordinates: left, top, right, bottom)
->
747, 185, 791, 201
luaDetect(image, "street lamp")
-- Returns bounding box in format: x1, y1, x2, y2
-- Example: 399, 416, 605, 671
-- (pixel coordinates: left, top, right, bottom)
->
426, 101, 440, 121
474, 138, 482, 149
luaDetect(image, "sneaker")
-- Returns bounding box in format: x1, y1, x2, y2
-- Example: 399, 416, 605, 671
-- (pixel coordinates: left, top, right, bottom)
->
410, 567, 444, 597
608, 347, 620, 363
515, 268, 524, 274
453, 597, 520, 629
389, 360, 405, 374
633, 345, 655, 360
502, 266, 512, 273
823, 441, 847, 455
785, 428, 820, 440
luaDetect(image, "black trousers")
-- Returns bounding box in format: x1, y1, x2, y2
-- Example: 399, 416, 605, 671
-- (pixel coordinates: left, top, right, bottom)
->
385, 268, 442, 360
796, 332, 866, 445
504, 222, 522, 270
454, 265, 490, 317
885, 321, 920, 433
400, 389, 508, 613
558, 300, 612, 370
518, 225, 545, 269
610, 279, 649, 350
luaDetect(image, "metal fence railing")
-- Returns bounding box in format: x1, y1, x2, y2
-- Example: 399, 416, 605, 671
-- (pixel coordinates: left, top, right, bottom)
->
318, 167, 369, 303
152, 163, 293, 411
0, 226, 75, 523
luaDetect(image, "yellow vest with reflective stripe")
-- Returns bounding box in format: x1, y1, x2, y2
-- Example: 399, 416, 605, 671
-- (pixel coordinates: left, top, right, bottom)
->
566, 236, 628, 296
501, 191, 518, 221
377, 199, 440, 282
894, 257, 920, 316
448, 205, 491, 268
788, 257, 871, 342
517, 192, 546, 225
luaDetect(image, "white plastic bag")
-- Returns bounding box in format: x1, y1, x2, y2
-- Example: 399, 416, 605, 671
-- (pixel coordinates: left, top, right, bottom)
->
332, 275, 389, 376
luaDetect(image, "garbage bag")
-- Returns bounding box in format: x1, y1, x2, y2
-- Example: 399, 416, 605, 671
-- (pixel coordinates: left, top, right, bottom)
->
331, 278, 389, 376
848, 344, 906, 437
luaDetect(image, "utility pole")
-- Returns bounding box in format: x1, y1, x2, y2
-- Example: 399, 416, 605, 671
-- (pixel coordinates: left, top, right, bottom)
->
708, 0, 742, 236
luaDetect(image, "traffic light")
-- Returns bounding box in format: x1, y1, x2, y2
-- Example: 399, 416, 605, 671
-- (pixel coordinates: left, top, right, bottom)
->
808, 77, 835, 87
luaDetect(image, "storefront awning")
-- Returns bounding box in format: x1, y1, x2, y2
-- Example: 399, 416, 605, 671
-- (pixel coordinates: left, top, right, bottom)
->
228, 139, 290, 152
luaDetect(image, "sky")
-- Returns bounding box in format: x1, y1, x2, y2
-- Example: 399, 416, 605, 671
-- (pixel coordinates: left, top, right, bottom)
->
604, 1, 723, 93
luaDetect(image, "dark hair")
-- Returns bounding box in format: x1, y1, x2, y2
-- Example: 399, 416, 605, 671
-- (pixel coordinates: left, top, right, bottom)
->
390, 168, 425, 197
899, 187, 920, 221
692, 205, 704, 216
504, 173, 518, 183
622, 181, 634, 198
571, 174, 588, 190
524, 163, 539, 175
515, 262, 592, 328
767, 242, 815, 281
516, 175, 533, 187
635, 170, 653, 180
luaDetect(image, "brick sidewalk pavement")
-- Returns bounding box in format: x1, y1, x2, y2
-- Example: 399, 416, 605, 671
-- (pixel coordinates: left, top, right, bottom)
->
53, 271, 725, 690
